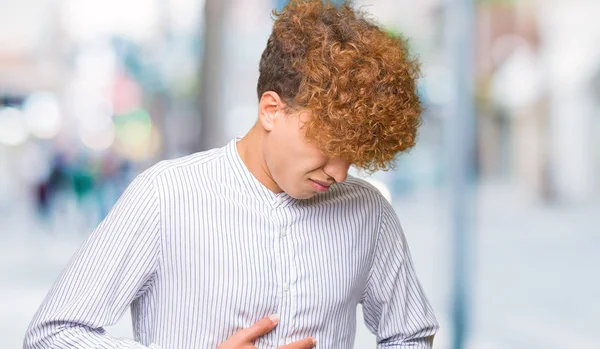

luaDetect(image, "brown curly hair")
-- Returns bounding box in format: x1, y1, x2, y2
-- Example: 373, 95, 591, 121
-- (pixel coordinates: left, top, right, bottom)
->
257, 0, 422, 172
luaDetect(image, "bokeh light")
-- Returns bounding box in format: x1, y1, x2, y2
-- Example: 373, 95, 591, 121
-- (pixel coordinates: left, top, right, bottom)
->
114, 108, 156, 160
61, 0, 160, 42
79, 120, 116, 151
22, 92, 63, 139
0, 107, 29, 146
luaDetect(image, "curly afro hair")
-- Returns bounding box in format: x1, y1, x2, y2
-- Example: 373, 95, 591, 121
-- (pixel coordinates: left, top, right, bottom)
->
257, 0, 422, 172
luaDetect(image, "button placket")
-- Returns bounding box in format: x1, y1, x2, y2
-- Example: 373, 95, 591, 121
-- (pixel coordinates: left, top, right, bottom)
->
279, 229, 292, 328
269, 207, 286, 347
272, 207, 294, 347
284, 225, 299, 336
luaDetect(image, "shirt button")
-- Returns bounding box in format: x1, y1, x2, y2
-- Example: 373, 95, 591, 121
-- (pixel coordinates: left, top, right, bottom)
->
279, 339, 286, 347
283, 283, 289, 292
281, 229, 287, 237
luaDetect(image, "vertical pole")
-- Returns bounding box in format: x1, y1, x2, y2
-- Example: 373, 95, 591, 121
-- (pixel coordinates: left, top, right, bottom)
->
198, 0, 229, 150
445, 0, 476, 348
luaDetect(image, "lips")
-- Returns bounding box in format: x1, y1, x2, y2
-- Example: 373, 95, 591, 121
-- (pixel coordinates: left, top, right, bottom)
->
311, 179, 331, 187
310, 179, 331, 193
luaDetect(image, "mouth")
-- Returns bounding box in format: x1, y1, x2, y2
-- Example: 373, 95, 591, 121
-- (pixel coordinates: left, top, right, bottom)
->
309, 179, 331, 193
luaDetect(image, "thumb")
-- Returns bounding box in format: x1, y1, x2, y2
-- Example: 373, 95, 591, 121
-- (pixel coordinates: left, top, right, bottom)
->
240, 314, 280, 342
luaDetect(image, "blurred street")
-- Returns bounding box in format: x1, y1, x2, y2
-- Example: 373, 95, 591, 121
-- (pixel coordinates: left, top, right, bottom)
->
2, 181, 598, 349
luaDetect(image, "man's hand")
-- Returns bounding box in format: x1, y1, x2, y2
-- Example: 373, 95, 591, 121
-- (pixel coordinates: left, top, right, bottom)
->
217, 314, 317, 349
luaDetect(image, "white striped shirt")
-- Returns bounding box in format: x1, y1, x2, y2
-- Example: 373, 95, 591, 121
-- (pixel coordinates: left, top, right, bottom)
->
25, 138, 438, 349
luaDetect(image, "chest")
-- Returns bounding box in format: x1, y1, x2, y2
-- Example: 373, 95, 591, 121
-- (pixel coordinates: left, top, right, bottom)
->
155, 196, 378, 348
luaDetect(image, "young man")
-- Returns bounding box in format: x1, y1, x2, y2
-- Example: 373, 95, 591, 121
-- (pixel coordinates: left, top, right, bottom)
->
25, 1, 438, 348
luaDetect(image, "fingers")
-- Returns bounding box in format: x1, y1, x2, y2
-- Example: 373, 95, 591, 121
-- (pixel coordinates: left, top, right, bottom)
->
228, 314, 316, 349
238, 314, 279, 342
279, 337, 317, 349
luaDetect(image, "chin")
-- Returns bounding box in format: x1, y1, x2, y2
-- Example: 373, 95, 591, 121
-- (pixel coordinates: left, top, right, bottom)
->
288, 191, 317, 200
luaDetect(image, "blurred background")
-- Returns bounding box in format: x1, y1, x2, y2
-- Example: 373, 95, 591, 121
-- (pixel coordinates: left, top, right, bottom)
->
1, 0, 599, 348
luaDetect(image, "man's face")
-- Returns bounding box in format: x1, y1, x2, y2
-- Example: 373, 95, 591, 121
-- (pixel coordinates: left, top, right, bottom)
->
263, 109, 351, 199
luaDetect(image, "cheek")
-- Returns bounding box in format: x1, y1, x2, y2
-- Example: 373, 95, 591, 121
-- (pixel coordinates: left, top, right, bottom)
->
276, 163, 310, 190
271, 155, 301, 185
283, 161, 307, 183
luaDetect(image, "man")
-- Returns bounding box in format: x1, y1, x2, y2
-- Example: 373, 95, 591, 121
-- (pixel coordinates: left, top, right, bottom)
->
24, 1, 438, 348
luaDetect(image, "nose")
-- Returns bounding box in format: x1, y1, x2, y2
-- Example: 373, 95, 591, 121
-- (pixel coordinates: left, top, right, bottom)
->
323, 158, 351, 183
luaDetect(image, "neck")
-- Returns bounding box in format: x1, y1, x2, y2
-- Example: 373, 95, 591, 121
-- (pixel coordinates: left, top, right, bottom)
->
236, 126, 283, 194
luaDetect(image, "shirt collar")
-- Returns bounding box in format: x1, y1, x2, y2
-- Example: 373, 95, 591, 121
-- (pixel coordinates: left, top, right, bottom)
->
225, 137, 296, 209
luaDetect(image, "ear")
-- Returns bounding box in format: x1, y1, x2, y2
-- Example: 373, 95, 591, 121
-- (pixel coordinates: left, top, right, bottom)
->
258, 91, 285, 132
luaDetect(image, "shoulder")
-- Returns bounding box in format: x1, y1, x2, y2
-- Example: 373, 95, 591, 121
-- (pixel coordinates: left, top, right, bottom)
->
335, 175, 386, 200
139, 146, 226, 183
323, 174, 388, 211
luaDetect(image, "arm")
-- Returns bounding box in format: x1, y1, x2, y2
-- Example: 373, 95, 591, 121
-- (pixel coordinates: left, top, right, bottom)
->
360, 198, 439, 348
24, 175, 162, 349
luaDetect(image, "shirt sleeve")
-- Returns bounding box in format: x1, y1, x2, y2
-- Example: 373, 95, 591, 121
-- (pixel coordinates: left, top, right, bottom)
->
360, 197, 439, 348
24, 174, 163, 349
